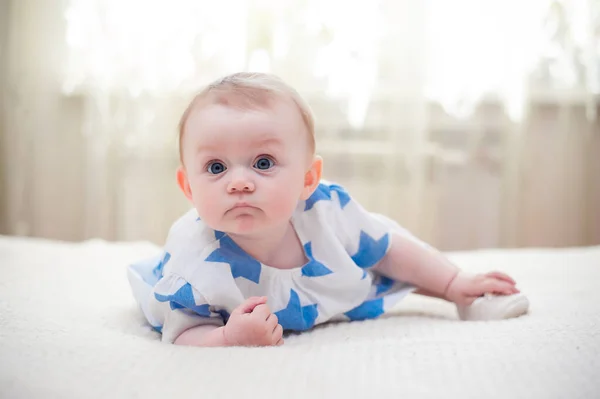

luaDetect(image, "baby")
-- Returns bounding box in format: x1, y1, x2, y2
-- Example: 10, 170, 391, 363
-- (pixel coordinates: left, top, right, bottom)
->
128, 72, 529, 346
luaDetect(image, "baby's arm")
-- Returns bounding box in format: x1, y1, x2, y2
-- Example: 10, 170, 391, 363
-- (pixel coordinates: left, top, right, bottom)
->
374, 232, 459, 296
374, 232, 519, 305
173, 296, 284, 347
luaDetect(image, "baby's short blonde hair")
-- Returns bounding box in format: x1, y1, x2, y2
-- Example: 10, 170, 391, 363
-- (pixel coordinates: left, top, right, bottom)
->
178, 72, 316, 163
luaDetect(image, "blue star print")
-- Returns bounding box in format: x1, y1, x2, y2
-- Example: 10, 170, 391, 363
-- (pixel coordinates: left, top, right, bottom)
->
351, 231, 390, 268
376, 276, 395, 295
275, 289, 319, 331
152, 325, 163, 333
152, 251, 170, 281
130, 254, 165, 286
205, 235, 262, 284
304, 183, 351, 211
154, 283, 211, 316
304, 184, 331, 211
301, 242, 333, 277
345, 298, 385, 321
214, 308, 231, 323
214, 230, 226, 240
330, 184, 351, 208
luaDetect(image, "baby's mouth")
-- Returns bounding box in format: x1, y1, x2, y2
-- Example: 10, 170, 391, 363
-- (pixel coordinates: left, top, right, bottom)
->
227, 203, 259, 214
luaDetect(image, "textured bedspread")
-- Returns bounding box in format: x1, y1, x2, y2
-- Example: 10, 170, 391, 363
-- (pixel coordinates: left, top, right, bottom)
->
1, 236, 599, 399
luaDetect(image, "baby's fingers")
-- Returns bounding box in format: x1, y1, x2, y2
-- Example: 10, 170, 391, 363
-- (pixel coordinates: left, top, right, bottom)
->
482, 278, 517, 295
233, 296, 268, 315
266, 313, 279, 332
252, 303, 272, 320
485, 271, 516, 285
272, 324, 284, 345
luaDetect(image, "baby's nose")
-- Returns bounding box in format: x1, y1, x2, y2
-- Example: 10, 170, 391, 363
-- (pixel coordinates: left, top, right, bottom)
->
227, 171, 255, 193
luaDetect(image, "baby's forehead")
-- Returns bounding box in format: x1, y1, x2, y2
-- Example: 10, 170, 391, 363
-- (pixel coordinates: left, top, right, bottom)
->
191, 91, 295, 118
187, 102, 302, 144
189, 97, 303, 132
179, 89, 314, 158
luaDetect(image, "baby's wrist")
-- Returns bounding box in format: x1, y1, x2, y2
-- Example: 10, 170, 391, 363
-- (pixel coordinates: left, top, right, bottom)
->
443, 271, 460, 299
221, 325, 236, 346
222, 324, 253, 347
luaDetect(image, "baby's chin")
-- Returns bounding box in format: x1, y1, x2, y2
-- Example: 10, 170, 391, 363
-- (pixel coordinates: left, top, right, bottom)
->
229, 215, 261, 234
216, 215, 291, 238
209, 216, 267, 237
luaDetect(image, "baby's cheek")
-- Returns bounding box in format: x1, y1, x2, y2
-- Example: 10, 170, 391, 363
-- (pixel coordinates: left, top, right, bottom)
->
193, 194, 221, 224
267, 191, 300, 219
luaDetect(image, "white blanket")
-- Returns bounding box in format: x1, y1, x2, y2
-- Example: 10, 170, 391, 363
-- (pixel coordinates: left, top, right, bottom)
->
1, 236, 599, 399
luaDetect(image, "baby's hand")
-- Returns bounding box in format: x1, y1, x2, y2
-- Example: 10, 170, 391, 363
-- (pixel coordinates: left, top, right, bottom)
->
223, 296, 284, 347
445, 271, 520, 306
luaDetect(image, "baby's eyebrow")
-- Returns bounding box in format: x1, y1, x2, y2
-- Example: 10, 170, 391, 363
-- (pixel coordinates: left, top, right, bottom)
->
195, 143, 218, 154
255, 137, 283, 148
194, 136, 283, 154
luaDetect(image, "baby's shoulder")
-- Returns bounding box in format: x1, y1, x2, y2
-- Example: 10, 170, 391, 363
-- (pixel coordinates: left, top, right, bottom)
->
314, 179, 350, 195
301, 180, 354, 221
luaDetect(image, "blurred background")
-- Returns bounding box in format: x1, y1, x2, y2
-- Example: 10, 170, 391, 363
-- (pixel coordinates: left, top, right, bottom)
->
0, 0, 598, 250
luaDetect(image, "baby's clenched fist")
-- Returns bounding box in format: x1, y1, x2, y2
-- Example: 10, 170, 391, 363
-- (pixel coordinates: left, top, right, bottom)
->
223, 296, 284, 347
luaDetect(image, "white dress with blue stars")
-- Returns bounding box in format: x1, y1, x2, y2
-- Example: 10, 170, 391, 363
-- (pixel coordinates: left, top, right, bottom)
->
127, 182, 424, 343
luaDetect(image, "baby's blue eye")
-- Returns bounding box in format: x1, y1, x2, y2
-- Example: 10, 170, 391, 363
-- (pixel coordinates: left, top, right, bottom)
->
208, 162, 226, 174
254, 157, 274, 170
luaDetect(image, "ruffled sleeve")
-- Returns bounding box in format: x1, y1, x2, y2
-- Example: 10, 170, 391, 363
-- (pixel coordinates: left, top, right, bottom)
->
149, 273, 226, 343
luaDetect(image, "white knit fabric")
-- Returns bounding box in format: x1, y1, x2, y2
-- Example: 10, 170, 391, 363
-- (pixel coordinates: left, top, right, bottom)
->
1, 236, 599, 399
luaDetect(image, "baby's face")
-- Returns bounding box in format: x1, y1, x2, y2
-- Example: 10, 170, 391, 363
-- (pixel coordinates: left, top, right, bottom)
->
179, 99, 312, 236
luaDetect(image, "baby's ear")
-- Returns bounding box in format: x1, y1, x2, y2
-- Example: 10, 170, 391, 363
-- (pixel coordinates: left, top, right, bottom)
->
301, 156, 323, 200
176, 166, 193, 201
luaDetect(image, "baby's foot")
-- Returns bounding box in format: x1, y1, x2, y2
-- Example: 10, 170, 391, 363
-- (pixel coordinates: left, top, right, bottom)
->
457, 292, 529, 321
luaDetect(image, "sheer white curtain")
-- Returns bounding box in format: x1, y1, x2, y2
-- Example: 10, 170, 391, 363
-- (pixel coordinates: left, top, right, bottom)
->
1, 0, 599, 249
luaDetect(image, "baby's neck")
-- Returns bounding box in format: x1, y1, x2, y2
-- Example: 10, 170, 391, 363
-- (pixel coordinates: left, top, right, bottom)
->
228, 222, 305, 269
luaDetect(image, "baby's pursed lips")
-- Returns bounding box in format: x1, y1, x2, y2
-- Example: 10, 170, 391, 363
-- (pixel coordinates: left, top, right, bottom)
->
231, 202, 257, 210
